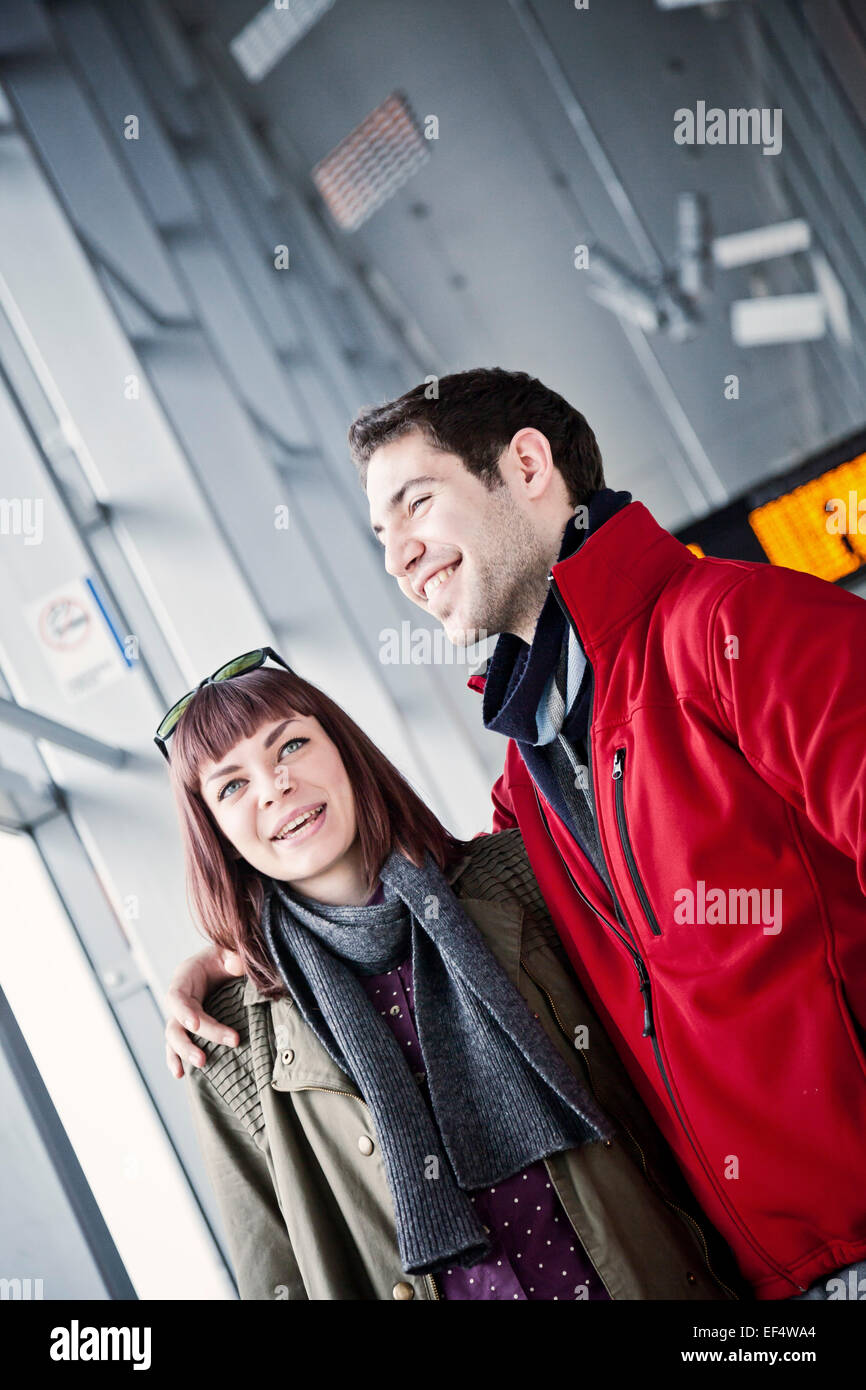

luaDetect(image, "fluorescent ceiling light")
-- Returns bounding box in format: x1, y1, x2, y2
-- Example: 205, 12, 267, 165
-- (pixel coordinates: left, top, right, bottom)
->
731, 293, 826, 346
313, 93, 429, 232
230, 0, 336, 83
677, 191, 710, 299
712, 219, 811, 269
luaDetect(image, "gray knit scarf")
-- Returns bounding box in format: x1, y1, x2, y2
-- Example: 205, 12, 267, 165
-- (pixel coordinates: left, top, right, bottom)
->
260, 849, 612, 1276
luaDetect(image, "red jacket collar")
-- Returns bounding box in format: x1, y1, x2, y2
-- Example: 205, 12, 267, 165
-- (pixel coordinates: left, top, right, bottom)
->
468, 502, 695, 692
550, 501, 695, 659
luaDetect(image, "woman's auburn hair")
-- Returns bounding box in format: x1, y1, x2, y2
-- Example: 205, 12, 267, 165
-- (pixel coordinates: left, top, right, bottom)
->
167, 666, 470, 999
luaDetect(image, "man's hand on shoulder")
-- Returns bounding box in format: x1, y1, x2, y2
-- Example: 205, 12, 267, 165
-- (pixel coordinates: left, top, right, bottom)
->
163, 946, 244, 1078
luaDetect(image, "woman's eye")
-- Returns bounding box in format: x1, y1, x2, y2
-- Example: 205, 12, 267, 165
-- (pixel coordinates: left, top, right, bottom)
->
279, 737, 307, 758
409, 495, 430, 515
217, 739, 307, 801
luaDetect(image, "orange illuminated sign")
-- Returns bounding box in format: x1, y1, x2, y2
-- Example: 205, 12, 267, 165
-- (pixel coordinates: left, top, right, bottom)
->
748, 452, 866, 582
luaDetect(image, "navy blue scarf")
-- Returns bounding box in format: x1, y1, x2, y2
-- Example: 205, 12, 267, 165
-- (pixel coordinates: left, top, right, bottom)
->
482, 488, 632, 837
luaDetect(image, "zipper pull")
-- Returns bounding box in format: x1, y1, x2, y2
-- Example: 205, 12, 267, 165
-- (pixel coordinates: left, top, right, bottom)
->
612, 748, 624, 780
636, 959, 654, 1038
638, 980, 654, 1038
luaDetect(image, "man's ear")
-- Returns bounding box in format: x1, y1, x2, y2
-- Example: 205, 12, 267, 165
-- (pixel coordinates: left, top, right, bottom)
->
509, 427, 555, 497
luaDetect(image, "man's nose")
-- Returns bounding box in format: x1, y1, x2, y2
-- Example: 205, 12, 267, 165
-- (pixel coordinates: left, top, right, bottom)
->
384, 531, 423, 579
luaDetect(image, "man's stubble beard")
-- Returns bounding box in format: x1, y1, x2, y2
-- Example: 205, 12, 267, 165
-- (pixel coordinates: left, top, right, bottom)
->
444, 488, 556, 645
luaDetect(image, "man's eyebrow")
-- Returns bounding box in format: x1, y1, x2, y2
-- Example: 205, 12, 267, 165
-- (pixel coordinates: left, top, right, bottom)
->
205, 718, 299, 784
371, 475, 437, 536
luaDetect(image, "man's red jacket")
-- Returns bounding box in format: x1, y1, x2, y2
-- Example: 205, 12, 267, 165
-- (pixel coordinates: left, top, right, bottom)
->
473, 500, 866, 1299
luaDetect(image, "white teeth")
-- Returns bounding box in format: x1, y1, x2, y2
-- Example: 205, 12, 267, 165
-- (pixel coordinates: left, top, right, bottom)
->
274, 806, 322, 840
424, 564, 456, 601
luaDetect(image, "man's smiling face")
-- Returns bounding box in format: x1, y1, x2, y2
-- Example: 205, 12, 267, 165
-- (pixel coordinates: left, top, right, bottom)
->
366, 427, 563, 646
367, 431, 491, 644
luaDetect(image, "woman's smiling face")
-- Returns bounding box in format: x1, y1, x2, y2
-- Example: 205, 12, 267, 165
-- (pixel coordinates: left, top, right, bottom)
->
198, 713, 361, 898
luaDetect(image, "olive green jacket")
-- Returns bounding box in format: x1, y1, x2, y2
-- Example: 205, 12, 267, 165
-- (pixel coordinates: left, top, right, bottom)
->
185, 830, 745, 1301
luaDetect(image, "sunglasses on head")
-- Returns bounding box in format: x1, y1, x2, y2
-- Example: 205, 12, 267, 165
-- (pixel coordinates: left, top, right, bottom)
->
154, 646, 293, 762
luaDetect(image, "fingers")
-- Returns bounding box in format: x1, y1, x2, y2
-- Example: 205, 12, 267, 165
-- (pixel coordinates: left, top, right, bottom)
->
165, 1002, 238, 1050
164, 986, 201, 1033
162, 975, 240, 1080
165, 1018, 207, 1072
194, 1010, 240, 1047
163, 987, 238, 1045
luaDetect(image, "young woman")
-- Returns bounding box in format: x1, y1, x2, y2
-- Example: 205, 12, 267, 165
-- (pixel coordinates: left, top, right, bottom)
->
158, 648, 743, 1302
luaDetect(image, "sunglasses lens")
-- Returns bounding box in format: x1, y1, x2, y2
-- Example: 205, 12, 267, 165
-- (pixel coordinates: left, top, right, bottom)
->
156, 693, 194, 740
213, 649, 265, 681
156, 649, 276, 749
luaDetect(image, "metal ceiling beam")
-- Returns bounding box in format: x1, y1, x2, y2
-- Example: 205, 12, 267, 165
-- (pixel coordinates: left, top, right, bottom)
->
506, 0, 729, 509
0, 696, 130, 768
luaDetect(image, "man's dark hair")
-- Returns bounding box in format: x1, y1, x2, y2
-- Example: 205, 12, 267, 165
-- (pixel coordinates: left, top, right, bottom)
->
347, 367, 605, 508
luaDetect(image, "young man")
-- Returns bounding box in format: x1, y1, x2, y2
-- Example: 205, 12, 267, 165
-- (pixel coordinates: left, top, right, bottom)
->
348, 368, 866, 1301
166, 368, 865, 1301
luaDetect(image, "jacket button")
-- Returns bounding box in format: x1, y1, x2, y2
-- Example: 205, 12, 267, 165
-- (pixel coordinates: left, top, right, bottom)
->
358, 1135, 375, 1156
686, 1272, 697, 1284
392, 1281, 414, 1300
390, 1005, 401, 1016
281, 1050, 294, 1065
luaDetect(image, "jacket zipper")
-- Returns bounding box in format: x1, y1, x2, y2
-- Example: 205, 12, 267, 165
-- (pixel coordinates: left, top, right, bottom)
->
519, 956, 737, 1298
532, 772, 659, 1044
546, 573, 687, 1076
292, 1084, 369, 1107
612, 747, 661, 935
545, 571, 798, 1291
292, 1082, 439, 1301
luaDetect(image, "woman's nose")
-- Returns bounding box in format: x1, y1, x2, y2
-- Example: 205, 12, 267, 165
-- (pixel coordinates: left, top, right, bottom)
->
257, 765, 294, 805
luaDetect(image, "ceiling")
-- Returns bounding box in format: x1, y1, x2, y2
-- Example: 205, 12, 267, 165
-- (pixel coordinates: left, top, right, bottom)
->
171, 0, 866, 531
